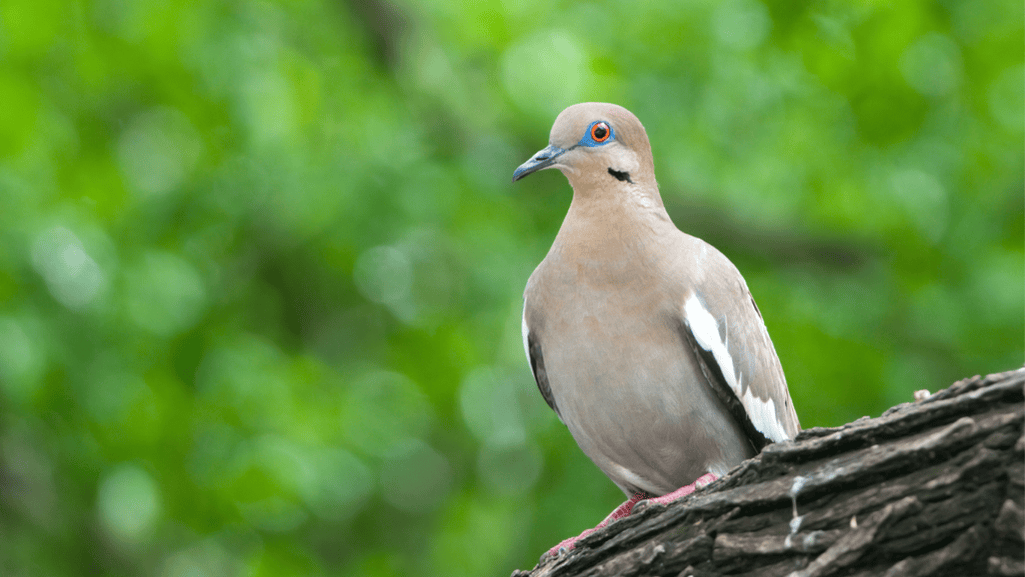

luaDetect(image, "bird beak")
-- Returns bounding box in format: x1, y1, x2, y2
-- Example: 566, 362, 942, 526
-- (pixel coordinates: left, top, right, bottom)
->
513, 144, 568, 182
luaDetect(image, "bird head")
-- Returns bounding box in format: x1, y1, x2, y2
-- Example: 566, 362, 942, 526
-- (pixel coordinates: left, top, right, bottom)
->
513, 103, 656, 193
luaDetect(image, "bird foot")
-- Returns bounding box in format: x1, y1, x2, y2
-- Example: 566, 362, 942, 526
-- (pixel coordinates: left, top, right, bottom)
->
637, 472, 717, 508
541, 492, 647, 561
542, 473, 718, 561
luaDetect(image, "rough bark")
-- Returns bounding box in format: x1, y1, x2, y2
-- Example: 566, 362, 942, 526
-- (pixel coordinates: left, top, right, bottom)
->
512, 368, 1025, 577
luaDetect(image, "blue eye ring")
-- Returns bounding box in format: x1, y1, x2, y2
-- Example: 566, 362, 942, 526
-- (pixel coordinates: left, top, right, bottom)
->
580, 121, 614, 146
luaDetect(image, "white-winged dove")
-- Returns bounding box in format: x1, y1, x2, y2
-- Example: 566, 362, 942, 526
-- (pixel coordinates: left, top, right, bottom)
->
514, 103, 800, 557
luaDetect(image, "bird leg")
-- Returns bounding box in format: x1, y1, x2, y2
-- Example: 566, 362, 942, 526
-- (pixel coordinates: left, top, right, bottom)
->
543, 492, 647, 558
543, 472, 717, 559
642, 472, 717, 507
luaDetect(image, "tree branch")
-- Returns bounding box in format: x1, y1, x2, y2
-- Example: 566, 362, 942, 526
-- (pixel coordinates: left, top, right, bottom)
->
512, 368, 1025, 577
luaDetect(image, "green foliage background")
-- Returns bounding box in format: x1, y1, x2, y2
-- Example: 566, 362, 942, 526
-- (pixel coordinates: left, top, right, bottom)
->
0, 0, 1021, 575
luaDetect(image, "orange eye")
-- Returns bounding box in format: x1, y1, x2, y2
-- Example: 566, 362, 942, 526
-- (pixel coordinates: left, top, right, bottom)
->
590, 122, 610, 143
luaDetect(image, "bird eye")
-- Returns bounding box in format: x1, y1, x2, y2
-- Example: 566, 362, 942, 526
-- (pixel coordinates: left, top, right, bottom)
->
590, 122, 610, 143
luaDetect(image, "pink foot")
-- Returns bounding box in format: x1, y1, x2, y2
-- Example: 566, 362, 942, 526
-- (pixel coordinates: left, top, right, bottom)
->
643, 472, 717, 507
543, 473, 718, 559
544, 492, 646, 558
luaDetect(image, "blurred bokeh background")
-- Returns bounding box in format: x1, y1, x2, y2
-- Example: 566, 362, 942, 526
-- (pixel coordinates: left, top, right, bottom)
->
0, 0, 1021, 575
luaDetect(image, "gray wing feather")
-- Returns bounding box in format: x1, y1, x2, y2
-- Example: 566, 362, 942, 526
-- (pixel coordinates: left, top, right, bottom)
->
527, 331, 560, 419
678, 319, 770, 452
682, 244, 800, 444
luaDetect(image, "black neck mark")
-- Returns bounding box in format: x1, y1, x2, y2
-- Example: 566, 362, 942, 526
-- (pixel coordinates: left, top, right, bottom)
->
608, 168, 634, 184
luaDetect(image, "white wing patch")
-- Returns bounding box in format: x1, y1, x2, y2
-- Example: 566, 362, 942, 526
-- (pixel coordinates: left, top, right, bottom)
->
684, 294, 739, 392
683, 294, 789, 443
742, 386, 788, 442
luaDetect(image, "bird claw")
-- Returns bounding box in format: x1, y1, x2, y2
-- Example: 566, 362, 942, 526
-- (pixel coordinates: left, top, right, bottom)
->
630, 499, 652, 514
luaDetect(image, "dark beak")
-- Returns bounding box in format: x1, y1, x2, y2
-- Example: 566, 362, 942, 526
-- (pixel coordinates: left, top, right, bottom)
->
512, 144, 568, 182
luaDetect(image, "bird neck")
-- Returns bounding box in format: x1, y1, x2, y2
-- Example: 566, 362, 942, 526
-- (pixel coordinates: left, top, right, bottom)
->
565, 177, 669, 225
548, 181, 674, 267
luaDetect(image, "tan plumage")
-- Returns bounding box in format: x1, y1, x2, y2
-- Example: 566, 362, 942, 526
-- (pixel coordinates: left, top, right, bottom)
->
516, 103, 799, 501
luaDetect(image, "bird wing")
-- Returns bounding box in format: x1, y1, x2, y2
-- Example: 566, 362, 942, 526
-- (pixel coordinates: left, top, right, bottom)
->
522, 305, 561, 420
677, 247, 800, 450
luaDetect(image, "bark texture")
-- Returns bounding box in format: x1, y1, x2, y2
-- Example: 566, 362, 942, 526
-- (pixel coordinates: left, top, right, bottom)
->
512, 368, 1025, 577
